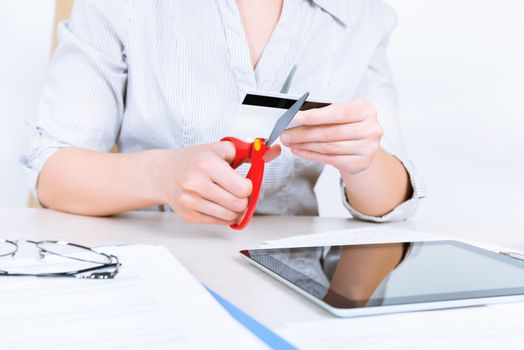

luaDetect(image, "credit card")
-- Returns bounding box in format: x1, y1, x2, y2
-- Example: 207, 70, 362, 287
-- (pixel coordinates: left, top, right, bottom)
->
227, 91, 331, 142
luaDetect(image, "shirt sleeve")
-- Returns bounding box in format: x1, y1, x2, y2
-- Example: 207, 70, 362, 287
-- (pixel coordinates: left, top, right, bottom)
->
19, 0, 130, 201
340, 3, 426, 222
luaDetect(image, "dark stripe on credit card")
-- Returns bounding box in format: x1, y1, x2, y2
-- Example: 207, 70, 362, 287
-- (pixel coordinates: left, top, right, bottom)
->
242, 94, 330, 110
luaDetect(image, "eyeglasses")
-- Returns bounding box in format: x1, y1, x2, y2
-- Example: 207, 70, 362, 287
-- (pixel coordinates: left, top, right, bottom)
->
0, 239, 120, 279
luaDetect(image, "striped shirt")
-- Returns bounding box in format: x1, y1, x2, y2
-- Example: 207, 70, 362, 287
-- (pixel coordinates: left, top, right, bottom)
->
21, 0, 425, 221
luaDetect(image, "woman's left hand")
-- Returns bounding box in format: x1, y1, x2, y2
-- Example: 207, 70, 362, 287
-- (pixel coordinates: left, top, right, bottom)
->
280, 100, 384, 175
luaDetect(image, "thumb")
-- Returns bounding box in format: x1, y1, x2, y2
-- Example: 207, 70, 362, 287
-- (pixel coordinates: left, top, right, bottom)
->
213, 140, 281, 164
211, 141, 236, 164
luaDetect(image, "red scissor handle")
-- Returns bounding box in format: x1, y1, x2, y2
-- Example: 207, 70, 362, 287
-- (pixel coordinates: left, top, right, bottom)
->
221, 137, 268, 230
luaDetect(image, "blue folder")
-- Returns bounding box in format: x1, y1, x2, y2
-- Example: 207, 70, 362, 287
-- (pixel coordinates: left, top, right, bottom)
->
206, 287, 297, 350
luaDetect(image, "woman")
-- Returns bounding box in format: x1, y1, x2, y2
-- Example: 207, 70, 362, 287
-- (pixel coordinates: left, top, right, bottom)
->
22, 0, 424, 225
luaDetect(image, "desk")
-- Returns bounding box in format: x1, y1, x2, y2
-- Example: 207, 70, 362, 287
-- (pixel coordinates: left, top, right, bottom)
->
1, 207, 522, 329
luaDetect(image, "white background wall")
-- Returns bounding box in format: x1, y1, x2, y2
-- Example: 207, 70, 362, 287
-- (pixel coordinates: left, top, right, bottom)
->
1, 1, 523, 235
316, 0, 524, 227
0, 0, 55, 206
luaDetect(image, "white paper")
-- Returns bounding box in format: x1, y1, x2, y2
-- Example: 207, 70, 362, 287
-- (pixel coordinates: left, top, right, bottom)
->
262, 227, 448, 249
0, 245, 266, 350
228, 103, 285, 141
276, 302, 524, 349
262, 226, 524, 260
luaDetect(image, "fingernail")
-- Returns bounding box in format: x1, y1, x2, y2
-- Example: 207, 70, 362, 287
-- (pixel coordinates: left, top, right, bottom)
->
280, 133, 289, 144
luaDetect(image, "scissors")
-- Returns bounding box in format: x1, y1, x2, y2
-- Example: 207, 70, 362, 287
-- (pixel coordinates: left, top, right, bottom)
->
221, 91, 309, 230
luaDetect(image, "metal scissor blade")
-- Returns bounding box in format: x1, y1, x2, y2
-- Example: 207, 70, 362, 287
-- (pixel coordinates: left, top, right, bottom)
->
280, 65, 297, 94
266, 92, 310, 146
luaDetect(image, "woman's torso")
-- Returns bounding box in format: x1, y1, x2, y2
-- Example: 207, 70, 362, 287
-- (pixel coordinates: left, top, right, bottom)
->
117, 0, 392, 215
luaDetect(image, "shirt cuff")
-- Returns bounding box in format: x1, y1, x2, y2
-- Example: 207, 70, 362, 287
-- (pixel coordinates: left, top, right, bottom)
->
340, 152, 426, 223
19, 122, 70, 205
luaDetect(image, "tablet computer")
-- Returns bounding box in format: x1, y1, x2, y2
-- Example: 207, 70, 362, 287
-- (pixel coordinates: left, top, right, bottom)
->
240, 240, 524, 317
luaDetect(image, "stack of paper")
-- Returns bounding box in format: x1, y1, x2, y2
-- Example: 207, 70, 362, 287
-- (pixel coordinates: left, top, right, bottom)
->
262, 226, 517, 257
0, 245, 267, 349
262, 227, 447, 248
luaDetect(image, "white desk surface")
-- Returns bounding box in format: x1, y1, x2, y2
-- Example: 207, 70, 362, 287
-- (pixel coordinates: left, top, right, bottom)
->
1, 207, 522, 329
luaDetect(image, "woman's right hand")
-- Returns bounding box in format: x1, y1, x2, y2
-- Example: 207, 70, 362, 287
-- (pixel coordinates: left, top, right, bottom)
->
149, 141, 281, 225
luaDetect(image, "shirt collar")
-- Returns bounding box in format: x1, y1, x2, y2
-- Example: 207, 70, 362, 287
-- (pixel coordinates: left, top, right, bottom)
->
310, 0, 360, 27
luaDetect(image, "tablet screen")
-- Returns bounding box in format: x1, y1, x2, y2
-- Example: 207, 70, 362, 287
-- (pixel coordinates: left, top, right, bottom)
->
241, 241, 524, 309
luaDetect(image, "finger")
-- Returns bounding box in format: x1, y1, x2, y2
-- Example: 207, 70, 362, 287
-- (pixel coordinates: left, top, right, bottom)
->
288, 140, 368, 155
291, 148, 370, 174
291, 148, 336, 165
192, 182, 248, 213
217, 140, 281, 163
210, 160, 253, 198
293, 101, 372, 126
281, 122, 367, 144
184, 192, 243, 222
291, 148, 366, 167
263, 144, 281, 162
